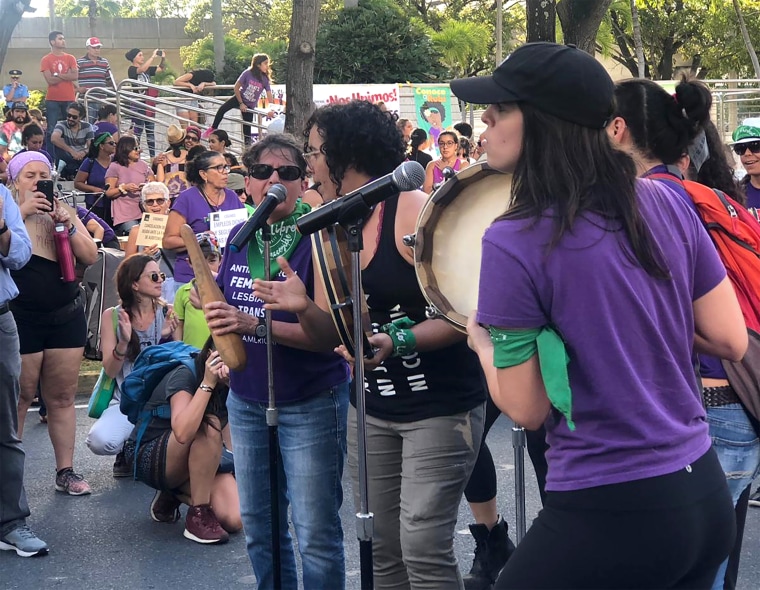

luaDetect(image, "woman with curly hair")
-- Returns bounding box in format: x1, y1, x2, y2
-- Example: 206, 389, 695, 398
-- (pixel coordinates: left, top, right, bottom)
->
255, 100, 486, 588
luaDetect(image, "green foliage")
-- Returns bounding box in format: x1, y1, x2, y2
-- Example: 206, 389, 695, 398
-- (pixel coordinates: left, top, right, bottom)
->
431, 20, 492, 78
54, 0, 122, 17
185, 0, 265, 38
27, 90, 45, 111
314, 0, 447, 83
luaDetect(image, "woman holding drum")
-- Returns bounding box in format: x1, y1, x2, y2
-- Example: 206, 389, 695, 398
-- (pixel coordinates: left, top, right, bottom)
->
455, 42, 744, 589
255, 100, 486, 589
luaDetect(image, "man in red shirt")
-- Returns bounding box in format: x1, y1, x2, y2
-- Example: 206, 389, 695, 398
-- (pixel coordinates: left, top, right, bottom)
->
40, 31, 78, 160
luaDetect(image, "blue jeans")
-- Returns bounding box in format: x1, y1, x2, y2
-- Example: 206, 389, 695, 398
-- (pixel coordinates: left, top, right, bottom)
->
707, 403, 760, 590
227, 382, 349, 590
44, 100, 70, 159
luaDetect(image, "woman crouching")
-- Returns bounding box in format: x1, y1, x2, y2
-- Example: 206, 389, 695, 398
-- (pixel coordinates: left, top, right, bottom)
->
122, 339, 242, 544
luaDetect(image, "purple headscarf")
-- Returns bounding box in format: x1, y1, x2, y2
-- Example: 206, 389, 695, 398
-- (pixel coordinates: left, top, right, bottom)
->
8, 151, 53, 182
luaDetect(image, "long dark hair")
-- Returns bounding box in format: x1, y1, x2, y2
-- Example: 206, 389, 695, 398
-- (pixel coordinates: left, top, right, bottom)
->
689, 119, 745, 204
21, 123, 44, 147
249, 53, 271, 82
506, 103, 670, 280
193, 337, 229, 431
114, 255, 155, 361
115, 136, 137, 167
86, 132, 112, 160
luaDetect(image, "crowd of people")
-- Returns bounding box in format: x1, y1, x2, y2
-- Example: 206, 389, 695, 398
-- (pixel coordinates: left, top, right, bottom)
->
1, 33, 760, 590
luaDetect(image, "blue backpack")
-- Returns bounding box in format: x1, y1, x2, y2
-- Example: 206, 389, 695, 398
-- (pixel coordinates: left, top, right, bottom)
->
120, 341, 199, 476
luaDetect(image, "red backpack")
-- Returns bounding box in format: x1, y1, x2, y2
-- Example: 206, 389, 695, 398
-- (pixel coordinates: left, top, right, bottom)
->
650, 173, 760, 421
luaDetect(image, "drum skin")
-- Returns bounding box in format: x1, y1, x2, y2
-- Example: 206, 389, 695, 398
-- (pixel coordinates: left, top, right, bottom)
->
414, 161, 513, 332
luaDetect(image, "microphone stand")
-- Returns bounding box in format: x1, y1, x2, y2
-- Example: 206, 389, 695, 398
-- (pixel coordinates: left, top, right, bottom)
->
512, 425, 527, 543
342, 215, 374, 590
261, 222, 282, 589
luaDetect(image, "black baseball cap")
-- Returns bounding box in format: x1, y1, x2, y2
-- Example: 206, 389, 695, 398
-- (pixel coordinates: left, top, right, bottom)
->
450, 42, 614, 129
10, 101, 28, 111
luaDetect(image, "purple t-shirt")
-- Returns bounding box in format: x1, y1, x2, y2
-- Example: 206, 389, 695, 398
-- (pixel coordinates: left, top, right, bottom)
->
477, 179, 726, 492
76, 205, 116, 245
216, 227, 349, 403
745, 180, 760, 209
170, 186, 243, 283
236, 70, 271, 109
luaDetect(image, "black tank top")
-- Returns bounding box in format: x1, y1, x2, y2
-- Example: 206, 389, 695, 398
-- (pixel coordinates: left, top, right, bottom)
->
358, 194, 485, 422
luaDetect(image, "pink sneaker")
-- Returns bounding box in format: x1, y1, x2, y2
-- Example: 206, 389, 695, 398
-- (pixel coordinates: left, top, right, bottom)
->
201, 127, 216, 140
55, 468, 92, 496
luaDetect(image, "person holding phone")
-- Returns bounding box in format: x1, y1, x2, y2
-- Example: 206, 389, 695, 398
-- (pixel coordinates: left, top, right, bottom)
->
8, 151, 98, 497
104, 136, 155, 236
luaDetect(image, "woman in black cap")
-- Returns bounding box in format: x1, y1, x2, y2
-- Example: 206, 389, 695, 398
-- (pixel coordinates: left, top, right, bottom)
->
453, 42, 745, 589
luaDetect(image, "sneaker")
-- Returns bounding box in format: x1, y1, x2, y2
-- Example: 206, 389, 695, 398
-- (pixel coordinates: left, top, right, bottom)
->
113, 451, 131, 479
54, 468, 92, 496
150, 490, 182, 523
183, 504, 229, 544
0, 525, 49, 557
201, 127, 216, 140
749, 489, 760, 507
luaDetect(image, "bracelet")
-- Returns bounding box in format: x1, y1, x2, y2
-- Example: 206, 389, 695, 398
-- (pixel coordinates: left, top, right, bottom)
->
67, 224, 77, 237
198, 383, 214, 393
112, 347, 126, 360
380, 317, 417, 357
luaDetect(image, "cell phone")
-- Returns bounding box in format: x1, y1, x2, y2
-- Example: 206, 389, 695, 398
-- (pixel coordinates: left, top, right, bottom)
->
37, 180, 55, 205
156, 49, 164, 57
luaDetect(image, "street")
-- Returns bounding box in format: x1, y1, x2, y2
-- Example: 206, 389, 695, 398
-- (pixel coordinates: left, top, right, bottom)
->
3, 401, 760, 589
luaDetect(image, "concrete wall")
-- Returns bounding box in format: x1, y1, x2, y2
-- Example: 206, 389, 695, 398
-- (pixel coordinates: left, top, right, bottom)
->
5, 17, 192, 92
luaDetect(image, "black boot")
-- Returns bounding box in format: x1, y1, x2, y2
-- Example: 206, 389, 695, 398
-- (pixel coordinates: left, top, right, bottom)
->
463, 516, 516, 590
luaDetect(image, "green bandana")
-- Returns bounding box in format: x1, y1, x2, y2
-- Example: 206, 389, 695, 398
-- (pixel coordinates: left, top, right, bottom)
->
247, 199, 312, 281
489, 326, 575, 431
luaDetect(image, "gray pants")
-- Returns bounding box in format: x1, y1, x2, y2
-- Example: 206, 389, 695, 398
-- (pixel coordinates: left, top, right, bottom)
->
0, 311, 30, 535
348, 402, 485, 590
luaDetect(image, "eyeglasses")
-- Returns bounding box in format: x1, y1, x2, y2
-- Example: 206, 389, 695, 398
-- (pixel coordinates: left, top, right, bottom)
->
144, 198, 167, 206
185, 136, 200, 143
66, 114, 79, 120
147, 272, 166, 283
206, 164, 231, 173
733, 141, 760, 156
131, 146, 140, 152
249, 164, 302, 181
301, 148, 322, 162
438, 141, 457, 148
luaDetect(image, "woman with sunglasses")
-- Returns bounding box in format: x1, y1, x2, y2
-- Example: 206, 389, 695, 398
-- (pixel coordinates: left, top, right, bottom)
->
422, 129, 469, 193
75, 131, 117, 226
730, 125, 760, 209
87, 254, 178, 474
610, 76, 755, 590
162, 150, 243, 294
184, 126, 202, 151
8, 151, 99, 496
124, 182, 176, 302
105, 136, 155, 236
201, 133, 350, 588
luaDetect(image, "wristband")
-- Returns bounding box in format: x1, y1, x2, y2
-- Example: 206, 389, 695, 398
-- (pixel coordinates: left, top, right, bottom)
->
68, 224, 77, 237
198, 383, 214, 393
380, 317, 417, 357
112, 346, 126, 360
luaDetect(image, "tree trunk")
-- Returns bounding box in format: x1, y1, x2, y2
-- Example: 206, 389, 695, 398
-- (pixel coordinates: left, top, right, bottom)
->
526, 0, 556, 43
285, 0, 320, 137
49, 0, 55, 29
630, 0, 645, 77
733, 0, 760, 79
556, 0, 613, 54
88, 0, 97, 37
212, 0, 225, 74
0, 0, 32, 74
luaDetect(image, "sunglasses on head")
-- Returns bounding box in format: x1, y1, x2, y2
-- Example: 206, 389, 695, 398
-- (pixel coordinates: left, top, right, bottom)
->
249, 164, 302, 181
733, 141, 760, 156
144, 197, 167, 206
147, 272, 166, 283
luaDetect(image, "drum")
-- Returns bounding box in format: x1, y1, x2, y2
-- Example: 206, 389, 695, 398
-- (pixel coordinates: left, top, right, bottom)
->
311, 224, 373, 357
412, 161, 513, 332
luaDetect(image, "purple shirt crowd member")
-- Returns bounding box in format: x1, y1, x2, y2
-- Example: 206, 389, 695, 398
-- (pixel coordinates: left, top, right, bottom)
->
201, 134, 349, 588
206, 54, 275, 146
74, 131, 116, 225
453, 42, 746, 589
254, 101, 486, 588
76, 205, 118, 248
163, 150, 243, 287
104, 135, 155, 235
613, 78, 760, 590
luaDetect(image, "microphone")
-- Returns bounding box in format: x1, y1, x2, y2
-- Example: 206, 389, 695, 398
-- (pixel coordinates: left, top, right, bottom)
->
228, 184, 288, 253
296, 161, 426, 236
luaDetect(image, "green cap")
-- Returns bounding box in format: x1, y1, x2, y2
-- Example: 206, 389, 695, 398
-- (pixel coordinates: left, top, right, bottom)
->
731, 125, 760, 145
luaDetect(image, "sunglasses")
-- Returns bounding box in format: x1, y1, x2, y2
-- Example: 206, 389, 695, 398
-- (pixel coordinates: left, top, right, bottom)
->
249, 164, 302, 181
131, 146, 140, 152
66, 114, 79, 120
186, 135, 200, 142
144, 198, 167, 206
206, 164, 230, 173
234, 189, 246, 196
733, 141, 760, 156
10, 76, 19, 80
438, 140, 457, 148
147, 272, 166, 283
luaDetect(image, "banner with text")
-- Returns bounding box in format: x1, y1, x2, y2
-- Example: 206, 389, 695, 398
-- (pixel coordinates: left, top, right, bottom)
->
412, 85, 453, 148
135, 213, 169, 247
262, 84, 401, 117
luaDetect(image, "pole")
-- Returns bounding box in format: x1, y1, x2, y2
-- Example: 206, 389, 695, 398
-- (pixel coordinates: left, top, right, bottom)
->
512, 425, 527, 543
496, 0, 503, 66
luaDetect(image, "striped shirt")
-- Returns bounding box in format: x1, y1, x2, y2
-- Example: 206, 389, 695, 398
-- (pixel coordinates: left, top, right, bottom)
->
77, 56, 111, 90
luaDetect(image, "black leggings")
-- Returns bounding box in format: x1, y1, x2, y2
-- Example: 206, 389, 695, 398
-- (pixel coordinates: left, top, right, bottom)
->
495, 447, 736, 590
464, 395, 550, 505
211, 96, 255, 145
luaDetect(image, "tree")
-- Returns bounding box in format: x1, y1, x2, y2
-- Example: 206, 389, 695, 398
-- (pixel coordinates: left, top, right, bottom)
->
181, 31, 257, 83
630, 0, 645, 77
732, 0, 760, 78
431, 20, 492, 78
314, 0, 446, 83
0, 0, 35, 74
54, 0, 122, 35
526, 0, 556, 42
285, 0, 320, 136
556, 0, 615, 53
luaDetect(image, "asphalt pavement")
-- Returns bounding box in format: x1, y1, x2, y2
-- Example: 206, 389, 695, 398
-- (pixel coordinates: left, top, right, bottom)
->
3, 401, 760, 589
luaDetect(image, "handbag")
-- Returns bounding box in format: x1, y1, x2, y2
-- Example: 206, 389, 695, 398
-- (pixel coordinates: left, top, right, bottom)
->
87, 307, 120, 418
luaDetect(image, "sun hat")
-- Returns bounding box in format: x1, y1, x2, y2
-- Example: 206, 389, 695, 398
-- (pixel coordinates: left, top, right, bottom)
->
167, 124, 186, 145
